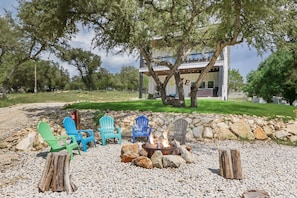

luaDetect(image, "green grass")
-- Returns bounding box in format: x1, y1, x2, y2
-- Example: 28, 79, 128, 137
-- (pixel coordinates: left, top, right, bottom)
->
0, 90, 138, 107
1, 90, 296, 121
66, 98, 297, 121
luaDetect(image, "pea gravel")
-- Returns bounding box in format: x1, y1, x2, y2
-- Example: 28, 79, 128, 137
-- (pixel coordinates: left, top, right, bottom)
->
1, 140, 297, 198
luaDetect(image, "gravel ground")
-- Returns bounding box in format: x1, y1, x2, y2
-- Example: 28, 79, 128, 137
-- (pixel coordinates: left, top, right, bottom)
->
1, 139, 297, 198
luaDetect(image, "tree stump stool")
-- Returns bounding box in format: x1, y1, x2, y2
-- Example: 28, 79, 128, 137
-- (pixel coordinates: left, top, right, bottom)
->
38, 152, 77, 194
219, 149, 243, 179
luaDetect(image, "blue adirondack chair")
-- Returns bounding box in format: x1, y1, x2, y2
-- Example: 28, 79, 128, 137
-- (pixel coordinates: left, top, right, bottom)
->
132, 115, 152, 143
37, 121, 80, 160
98, 115, 122, 146
63, 117, 96, 152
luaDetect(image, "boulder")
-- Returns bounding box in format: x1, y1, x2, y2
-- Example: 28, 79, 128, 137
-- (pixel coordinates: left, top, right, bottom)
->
162, 155, 186, 168
231, 120, 255, 140
16, 132, 37, 151
151, 150, 163, 168
180, 146, 196, 163
132, 156, 153, 169
253, 127, 268, 140
120, 144, 139, 163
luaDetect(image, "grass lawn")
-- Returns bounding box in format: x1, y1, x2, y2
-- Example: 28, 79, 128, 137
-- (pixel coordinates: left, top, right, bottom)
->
67, 99, 296, 121
1, 90, 296, 120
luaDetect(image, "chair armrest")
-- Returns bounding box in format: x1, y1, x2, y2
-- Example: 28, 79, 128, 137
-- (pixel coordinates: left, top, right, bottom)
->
115, 127, 121, 134
98, 128, 107, 135
55, 135, 69, 140
132, 126, 142, 133
52, 135, 73, 146
68, 135, 78, 143
77, 129, 94, 137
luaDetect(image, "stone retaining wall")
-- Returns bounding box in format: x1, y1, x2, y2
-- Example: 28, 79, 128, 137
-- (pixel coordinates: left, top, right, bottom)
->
6, 109, 297, 152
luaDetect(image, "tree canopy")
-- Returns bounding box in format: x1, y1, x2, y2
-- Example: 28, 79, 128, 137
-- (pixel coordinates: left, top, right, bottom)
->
3, 0, 296, 106
59, 48, 102, 91
244, 49, 297, 105
228, 69, 244, 93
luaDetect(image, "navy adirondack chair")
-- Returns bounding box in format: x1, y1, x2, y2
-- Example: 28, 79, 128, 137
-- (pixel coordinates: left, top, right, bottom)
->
132, 115, 152, 143
63, 117, 96, 152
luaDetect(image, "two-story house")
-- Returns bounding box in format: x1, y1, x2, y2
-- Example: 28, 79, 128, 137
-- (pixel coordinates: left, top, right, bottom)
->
139, 47, 230, 100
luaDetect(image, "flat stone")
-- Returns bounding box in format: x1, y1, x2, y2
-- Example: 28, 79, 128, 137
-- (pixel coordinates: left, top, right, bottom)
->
242, 189, 270, 198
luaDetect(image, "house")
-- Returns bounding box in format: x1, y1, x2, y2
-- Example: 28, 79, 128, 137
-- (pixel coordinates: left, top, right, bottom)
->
139, 47, 230, 100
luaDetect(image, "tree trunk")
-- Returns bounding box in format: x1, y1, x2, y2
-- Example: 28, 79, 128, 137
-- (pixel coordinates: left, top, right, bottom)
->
159, 85, 168, 105
38, 152, 77, 194
190, 87, 198, 107
219, 149, 243, 179
0, 87, 8, 99
174, 70, 185, 107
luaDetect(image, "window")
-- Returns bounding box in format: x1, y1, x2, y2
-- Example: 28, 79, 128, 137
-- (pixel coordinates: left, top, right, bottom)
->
199, 81, 205, 88
208, 81, 214, 88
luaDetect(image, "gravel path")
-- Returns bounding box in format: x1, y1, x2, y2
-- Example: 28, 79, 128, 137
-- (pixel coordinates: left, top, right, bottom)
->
1, 139, 297, 198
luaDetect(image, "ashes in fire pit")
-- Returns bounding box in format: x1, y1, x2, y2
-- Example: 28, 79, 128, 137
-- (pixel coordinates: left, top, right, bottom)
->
142, 142, 176, 158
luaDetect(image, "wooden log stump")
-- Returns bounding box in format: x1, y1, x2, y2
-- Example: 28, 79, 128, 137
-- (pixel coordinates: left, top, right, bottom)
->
38, 152, 77, 194
219, 149, 243, 179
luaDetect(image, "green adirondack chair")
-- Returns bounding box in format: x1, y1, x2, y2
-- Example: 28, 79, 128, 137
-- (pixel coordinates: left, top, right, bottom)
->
37, 121, 81, 160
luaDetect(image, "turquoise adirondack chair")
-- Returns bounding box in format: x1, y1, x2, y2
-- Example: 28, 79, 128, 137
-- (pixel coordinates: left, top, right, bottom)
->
37, 121, 81, 160
132, 115, 152, 143
63, 117, 96, 152
98, 115, 122, 146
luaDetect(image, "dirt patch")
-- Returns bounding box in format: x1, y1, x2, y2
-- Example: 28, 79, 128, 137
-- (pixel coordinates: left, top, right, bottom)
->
0, 103, 67, 139
0, 103, 68, 176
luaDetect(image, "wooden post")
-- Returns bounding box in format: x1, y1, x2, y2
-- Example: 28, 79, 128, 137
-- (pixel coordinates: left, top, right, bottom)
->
38, 153, 77, 194
219, 149, 243, 179
75, 110, 81, 130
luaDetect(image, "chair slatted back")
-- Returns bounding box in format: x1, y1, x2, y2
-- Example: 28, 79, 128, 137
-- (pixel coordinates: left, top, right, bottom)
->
173, 118, 188, 144
37, 121, 59, 148
99, 116, 115, 133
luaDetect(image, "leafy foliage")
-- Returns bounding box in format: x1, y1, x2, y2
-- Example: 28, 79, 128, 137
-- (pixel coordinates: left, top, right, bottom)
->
228, 69, 244, 92
59, 48, 102, 91
244, 49, 297, 104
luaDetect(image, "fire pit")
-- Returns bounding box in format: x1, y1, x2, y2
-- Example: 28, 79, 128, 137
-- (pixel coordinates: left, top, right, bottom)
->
142, 142, 176, 158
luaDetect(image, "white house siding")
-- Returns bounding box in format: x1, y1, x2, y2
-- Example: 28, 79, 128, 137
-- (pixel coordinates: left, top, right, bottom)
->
143, 47, 229, 99
148, 71, 220, 97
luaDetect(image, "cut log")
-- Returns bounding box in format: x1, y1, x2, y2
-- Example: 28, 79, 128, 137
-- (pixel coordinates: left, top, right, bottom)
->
38, 152, 77, 194
219, 149, 243, 179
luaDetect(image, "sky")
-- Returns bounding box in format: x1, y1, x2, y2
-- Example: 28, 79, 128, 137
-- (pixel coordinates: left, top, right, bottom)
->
0, 0, 270, 81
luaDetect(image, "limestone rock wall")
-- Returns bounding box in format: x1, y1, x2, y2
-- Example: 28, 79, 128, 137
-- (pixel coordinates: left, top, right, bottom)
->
2, 109, 297, 152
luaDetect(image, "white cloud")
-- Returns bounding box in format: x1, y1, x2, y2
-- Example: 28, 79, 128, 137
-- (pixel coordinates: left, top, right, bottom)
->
69, 28, 139, 74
